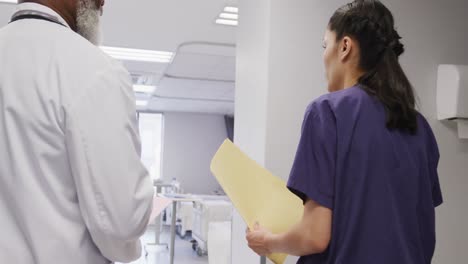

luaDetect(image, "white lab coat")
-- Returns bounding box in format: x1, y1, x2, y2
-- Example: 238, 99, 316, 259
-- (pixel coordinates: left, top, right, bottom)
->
0, 3, 154, 264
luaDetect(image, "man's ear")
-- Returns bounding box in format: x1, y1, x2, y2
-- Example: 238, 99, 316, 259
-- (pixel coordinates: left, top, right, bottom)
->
96, 0, 105, 15
93, 0, 104, 9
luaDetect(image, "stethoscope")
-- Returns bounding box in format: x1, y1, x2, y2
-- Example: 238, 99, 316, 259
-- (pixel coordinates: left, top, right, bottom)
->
9, 10, 66, 27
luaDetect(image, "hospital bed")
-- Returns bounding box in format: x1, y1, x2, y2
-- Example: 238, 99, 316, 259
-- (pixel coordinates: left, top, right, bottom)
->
191, 199, 233, 256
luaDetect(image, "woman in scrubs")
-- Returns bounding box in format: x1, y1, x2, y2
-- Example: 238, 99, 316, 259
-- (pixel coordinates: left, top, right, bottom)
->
246, 0, 442, 263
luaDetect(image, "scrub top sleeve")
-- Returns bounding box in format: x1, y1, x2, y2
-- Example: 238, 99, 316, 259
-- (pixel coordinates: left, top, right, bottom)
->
427, 125, 443, 207
287, 101, 337, 210
431, 167, 443, 207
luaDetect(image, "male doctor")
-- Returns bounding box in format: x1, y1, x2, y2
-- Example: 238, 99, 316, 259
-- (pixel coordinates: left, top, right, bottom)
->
0, 0, 154, 263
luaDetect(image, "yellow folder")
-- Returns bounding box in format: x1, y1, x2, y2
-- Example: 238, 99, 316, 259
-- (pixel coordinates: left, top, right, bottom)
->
210, 139, 304, 264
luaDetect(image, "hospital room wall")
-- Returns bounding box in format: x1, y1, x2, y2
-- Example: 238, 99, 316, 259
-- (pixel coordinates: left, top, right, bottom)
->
235, 0, 468, 263
161, 112, 226, 194
0, 5, 13, 25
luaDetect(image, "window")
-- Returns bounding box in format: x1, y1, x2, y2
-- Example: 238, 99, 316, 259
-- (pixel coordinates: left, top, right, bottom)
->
138, 113, 163, 180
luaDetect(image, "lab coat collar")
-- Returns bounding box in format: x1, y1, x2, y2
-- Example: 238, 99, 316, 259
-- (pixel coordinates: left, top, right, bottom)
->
14, 3, 71, 29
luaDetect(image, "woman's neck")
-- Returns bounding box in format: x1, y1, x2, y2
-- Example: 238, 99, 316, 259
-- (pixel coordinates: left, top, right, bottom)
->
341, 69, 363, 90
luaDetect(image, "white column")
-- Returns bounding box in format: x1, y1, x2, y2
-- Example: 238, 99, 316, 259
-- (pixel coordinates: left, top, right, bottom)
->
232, 0, 271, 262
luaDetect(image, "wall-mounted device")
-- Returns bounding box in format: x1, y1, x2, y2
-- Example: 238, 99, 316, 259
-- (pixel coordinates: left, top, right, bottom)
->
437, 64, 468, 139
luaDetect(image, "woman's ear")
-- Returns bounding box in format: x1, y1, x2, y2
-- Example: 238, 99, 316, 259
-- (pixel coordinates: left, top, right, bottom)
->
339, 36, 353, 62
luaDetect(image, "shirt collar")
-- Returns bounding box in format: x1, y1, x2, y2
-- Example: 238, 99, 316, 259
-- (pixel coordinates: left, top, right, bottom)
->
13, 3, 71, 28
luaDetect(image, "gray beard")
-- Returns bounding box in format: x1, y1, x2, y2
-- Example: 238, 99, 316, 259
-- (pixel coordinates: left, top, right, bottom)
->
76, 0, 102, 45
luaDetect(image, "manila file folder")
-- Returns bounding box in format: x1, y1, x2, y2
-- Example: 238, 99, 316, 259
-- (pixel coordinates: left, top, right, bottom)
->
210, 139, 303, 264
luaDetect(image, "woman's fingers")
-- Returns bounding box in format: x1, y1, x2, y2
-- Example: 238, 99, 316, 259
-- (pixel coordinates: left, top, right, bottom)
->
246, 225, 271, 257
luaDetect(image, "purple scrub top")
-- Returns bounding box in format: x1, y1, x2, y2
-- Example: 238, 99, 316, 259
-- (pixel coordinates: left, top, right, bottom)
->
287, 85, 442, 264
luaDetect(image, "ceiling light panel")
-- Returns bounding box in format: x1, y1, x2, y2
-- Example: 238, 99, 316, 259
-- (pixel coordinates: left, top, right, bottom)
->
133, 85, 156, 94
136, 100, 148, 107
224, 6, 238, 13
215, 19, 238, 26
216, 6, 239, 27
219, 13, 238, 20
101, 46, 173, 63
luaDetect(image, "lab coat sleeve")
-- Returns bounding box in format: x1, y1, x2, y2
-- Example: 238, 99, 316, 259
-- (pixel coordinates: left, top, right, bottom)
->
65, 64, 154, 263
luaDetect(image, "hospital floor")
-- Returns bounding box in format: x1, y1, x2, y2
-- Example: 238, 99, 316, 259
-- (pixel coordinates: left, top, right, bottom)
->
118, 226, 209, 264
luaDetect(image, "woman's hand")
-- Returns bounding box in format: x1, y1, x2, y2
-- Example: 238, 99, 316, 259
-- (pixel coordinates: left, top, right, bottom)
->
246, 222, 273, 256
246, 200, 332, 257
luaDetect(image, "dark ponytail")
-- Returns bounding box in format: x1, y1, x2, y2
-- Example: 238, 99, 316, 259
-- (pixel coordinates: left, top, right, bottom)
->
329, 0, 418, 134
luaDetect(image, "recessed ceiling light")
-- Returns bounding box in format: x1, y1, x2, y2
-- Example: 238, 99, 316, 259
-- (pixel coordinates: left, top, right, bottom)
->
215, 19, 238, 26
219, 13, 239, 20
136, 100, 148, 107
224, 6, 238, 13
133, 85, 156, 94
101, 46, 173, 63
216, 6, 238, 27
